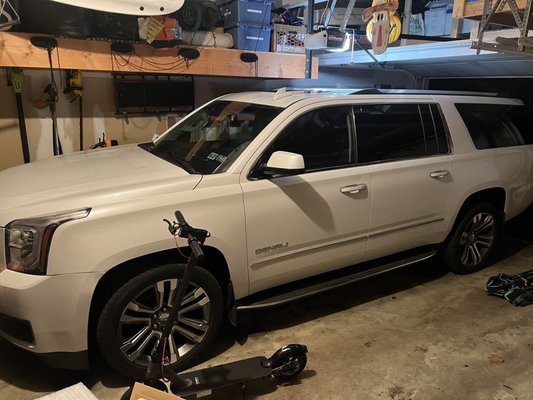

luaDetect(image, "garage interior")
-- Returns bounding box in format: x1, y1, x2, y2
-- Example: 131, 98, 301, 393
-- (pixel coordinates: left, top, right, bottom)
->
0, 0, 532, 399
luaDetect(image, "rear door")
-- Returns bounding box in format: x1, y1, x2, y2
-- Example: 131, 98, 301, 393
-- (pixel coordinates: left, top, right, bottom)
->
353, 103, 454, 259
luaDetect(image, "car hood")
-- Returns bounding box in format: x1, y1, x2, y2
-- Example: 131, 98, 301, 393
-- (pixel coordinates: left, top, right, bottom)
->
0, 144, 201, 220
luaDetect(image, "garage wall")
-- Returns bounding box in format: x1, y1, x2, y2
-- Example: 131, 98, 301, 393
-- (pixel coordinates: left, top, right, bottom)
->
0, 70, 167, 171
0, 67, 413, 172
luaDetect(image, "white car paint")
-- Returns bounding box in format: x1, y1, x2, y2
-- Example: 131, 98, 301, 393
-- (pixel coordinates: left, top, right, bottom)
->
0, 90, 532, 367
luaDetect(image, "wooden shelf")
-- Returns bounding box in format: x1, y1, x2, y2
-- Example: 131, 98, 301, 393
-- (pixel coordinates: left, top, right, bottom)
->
0, 32, 318, 79
453, 0, 533, 28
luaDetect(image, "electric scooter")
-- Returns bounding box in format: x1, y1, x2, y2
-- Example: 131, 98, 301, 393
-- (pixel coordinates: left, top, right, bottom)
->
121, 211, 308, 399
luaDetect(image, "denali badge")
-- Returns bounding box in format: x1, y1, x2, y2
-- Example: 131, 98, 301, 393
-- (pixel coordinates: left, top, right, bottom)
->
255, 242, 289, 255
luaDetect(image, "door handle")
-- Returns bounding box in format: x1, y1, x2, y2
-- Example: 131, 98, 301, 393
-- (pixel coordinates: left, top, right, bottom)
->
340, 184, 367, 194
430, 170, 450, 179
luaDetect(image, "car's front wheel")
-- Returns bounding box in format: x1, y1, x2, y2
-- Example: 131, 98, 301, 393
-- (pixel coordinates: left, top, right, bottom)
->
443, 202, 502, 274
96, 264, 223, 379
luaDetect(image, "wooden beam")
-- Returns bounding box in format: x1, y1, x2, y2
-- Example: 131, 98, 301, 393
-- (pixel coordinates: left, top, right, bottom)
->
453, 0, 467, 18
456, 0, 529, 18
0, 32, 319, 79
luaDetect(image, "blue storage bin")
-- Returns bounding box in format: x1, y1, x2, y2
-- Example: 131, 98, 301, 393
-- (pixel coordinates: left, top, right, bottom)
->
222, 0, 273, 29
226, 24, 272, 52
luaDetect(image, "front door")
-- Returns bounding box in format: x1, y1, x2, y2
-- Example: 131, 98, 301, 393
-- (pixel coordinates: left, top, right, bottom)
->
241, 105, 373, 293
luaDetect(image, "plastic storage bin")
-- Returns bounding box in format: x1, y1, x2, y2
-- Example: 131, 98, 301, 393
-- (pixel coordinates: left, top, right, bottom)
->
222, 0, 273, 29
226, 24, 272, 51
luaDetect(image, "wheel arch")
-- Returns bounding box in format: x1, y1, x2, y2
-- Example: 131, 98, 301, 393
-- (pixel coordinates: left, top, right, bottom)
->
87, 245, 232, 358
447, 187, 506, 243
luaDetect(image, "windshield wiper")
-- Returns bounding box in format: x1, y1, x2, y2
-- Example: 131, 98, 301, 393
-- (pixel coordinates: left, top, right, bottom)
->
139, 143, 198, 174
171, 156, 197, 174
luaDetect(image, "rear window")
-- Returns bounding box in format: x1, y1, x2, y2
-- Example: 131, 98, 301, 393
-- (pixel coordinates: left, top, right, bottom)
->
455, 104, 530, 149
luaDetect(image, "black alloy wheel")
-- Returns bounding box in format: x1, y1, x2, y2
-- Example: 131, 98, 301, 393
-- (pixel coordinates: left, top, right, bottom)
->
96, 264, 223, 379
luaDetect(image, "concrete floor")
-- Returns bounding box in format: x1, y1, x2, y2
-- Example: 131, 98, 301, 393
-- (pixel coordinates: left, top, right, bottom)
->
1, 211, 532, 400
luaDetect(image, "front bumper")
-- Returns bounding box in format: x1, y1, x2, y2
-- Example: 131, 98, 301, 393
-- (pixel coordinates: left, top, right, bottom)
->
0, 268, 102, 363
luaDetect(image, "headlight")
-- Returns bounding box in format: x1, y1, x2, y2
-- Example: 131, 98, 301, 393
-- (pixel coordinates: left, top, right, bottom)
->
5, 208, 91, 275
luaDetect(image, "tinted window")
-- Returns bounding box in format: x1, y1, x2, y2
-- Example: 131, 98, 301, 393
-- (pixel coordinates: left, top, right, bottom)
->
255, 106, 353, 173
420, 105, 438, 155
506, 106, 533, 144
354, 104, 427, 163
455, 103, 524, 149
431, 104, 450, 154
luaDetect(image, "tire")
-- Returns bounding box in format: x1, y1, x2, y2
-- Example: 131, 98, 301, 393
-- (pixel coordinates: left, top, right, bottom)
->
96, 264, 223, 379
199, 2, 222, 30
120, 388, 132, 400
272, 352, 307, 381
177, 0, 202, 31
443, 202, 503, 274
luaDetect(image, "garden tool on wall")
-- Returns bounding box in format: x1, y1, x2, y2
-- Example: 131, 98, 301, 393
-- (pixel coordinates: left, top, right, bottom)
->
30, 36, 62, 156
362, 0, 400, 55
64, 69, 84, 151
6, 68, 30, 163
89, 132, 118, 149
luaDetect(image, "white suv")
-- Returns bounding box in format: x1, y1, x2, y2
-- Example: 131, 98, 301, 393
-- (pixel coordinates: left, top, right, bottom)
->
1, 89, 532, 378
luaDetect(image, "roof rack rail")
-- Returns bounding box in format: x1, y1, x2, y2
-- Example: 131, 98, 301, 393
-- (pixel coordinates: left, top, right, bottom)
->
272, 87, 503, 97
273, 87, 364, 95
349, 89, 501, 97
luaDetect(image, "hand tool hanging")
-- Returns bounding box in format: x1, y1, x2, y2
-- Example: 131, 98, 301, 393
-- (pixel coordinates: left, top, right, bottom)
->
64, 70, 83, 151
30, 36, 62, 156
6, 68, 30, 163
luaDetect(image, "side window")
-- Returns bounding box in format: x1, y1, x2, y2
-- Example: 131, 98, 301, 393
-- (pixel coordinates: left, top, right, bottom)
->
255, 106, 353, 174
430, 104, 451, 154
506, 105, 533, 144
420, 105, 438, 155
455, 103, 522, 149
354, 104, 427, 164
421, 104, 450, 155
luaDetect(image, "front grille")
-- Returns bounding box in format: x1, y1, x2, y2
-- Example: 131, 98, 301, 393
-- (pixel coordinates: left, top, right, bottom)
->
0, 313, 35, 344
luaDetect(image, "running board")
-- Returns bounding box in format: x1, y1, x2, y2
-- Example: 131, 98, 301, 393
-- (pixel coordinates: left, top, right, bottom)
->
236, 250, 437, 311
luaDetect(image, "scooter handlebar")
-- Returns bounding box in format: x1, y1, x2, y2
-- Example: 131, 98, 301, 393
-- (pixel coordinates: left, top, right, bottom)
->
173, 210, 208, 262
174, 210, 186, 226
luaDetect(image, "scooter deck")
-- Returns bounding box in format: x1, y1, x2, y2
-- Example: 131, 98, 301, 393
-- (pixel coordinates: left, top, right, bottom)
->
175, 356, 270, 396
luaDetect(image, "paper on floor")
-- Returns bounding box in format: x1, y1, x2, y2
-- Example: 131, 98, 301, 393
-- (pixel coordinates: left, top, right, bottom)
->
35, 382, 99, 400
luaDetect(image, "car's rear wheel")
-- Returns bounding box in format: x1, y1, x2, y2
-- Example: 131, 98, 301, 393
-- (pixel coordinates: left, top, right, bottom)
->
443, 203, 502, 274
96, 264, 223, 379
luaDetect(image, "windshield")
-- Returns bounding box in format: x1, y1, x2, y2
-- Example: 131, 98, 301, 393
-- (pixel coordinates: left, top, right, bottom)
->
146, 100, 282, 174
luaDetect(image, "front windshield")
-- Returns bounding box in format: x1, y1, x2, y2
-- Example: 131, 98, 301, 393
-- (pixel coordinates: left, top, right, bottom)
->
148, 100, 282, 174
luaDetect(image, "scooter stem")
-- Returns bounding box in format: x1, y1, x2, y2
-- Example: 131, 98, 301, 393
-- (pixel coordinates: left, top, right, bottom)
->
145, 358, 192, 389
144, 229, 203, 388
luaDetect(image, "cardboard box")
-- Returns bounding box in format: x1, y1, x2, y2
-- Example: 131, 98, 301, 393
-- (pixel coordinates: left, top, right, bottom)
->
130, 382, 185, 400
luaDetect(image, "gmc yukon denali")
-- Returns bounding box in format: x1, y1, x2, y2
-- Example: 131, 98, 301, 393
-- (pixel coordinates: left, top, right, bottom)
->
0, 89, 532, 378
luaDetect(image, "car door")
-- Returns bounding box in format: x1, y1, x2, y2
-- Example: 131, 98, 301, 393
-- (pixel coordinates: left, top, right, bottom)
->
354, 102, 454, 259
240, 105, 373, 294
